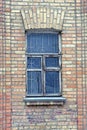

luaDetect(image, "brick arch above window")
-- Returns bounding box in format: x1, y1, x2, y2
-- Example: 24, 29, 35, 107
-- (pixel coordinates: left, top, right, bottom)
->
21, 7, 65, 31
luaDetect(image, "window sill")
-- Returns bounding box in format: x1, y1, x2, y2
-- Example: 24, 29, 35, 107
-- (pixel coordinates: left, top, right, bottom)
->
24, 97, 66, 106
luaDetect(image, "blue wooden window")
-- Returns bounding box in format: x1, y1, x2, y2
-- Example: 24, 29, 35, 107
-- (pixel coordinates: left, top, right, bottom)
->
26, 32, 61, 96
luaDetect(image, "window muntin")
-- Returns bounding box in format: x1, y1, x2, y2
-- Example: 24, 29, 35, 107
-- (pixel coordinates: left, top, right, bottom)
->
26, 32, 61, 96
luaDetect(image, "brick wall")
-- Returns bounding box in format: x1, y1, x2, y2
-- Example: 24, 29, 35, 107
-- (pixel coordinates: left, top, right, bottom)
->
0, 0, 87, 130
76, 0, 87, 130
0, 0, 12, 130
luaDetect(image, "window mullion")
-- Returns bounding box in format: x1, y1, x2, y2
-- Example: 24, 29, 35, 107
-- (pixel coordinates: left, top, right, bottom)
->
42, 55, 45, 96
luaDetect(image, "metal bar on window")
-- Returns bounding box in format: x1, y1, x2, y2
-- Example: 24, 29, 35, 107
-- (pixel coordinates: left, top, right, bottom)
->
42, 55, 45, 95
59, 33, 62, 53
25, 53, 62, 56
59, 71, 62, 95
26, 55, 42, 58
44, 68, 61, 71
43, 93, 62, 96
27, 69, 42, 71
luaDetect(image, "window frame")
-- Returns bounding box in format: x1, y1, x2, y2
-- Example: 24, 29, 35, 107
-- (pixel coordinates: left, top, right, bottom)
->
26, 30, 62, 97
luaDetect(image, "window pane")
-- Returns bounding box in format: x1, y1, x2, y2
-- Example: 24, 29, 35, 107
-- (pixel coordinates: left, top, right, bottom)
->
45, 71, 60, 94
45, 57, 59, 67
27, 71, 42, 95
27, 57, 41, 69
27, 33, 59, 53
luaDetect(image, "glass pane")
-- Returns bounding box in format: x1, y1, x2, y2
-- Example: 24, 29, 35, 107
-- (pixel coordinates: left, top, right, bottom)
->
27, 57, 41, 69
45, 57, 59, 67
45, 71, 60, 94
27, 71, 42, 95
27, 33, 59, 53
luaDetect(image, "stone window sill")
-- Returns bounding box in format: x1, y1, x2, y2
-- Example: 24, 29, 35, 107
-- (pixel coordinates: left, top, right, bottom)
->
24, 97, 66, 106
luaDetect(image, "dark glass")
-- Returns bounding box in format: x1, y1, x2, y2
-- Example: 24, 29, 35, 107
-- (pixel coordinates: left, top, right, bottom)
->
45, 57, 59, 67
27, 33, 59, 53
45, 71, 60, 94
27, 71, 42, 94
27, 57, 41, 69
